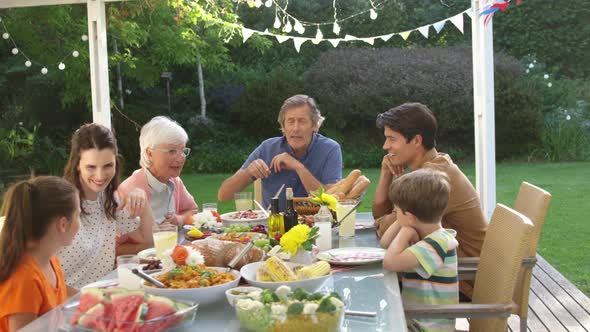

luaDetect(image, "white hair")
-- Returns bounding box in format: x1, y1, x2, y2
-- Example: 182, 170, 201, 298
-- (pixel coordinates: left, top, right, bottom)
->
139, 116, 189, 168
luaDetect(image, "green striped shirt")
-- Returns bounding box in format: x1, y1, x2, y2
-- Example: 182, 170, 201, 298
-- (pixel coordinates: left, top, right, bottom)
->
404, 228, 459, 332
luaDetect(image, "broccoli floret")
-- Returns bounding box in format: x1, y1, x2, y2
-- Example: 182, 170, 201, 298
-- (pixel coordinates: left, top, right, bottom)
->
328, 292, 342, 300
287, 302, 304, 316
260, 289, 280, 304
316, 296, 337, 313
308, 292, 324, 301
291, 288, 310, 301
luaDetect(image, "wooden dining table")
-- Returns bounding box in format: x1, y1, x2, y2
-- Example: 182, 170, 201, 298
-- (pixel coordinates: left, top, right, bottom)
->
21, 212, 407, 332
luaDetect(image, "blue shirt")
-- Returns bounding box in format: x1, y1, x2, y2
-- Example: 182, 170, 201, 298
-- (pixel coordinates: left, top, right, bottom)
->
242, 133, 342, 210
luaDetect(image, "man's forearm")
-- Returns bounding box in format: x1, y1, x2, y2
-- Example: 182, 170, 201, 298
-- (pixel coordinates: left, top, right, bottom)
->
218, 169, 252, 201
295, 164, 323, 194
372, 170, 393, 218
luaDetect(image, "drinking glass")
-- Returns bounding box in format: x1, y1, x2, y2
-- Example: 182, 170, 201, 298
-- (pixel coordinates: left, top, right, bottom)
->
117, 255, 141, 289
336, 199, 358, 237
152, 224, 178, 260
202, 203, 218, 213
234, 192, 253, 211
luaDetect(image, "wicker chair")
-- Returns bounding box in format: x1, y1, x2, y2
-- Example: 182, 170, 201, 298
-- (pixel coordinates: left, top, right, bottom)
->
459, 182, 551, 331
404, 204, 534, 332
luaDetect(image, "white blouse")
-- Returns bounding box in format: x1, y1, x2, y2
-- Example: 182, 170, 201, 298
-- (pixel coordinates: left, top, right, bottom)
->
57, 192, 140, 289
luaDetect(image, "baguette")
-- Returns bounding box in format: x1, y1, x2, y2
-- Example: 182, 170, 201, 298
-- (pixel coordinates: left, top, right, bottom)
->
325, 178, 346, 194
338, 169, 362, 195
345, 176, 370, 199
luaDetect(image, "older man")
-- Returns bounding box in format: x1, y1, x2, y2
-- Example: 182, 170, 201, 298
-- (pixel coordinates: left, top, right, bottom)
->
374, 102, 487, 299
116, 116, 198, 255
218, 95, 342, 209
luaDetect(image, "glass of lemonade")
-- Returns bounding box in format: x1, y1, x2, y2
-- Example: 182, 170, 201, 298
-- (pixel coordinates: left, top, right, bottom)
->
117, 255, 142, 289
336, 199, 358, 237
234, 192, 253, 211
152, 224, 178, 260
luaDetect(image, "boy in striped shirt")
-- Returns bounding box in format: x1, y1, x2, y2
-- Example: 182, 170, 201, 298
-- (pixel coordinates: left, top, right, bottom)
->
381, 169, 459, 332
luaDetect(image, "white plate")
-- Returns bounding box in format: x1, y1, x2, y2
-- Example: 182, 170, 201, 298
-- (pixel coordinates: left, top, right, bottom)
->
137, 248, 157, 262
240, 261, 331, 292
316, 247, 386, 265
355, 219, 376, 230
141, 267, 241, 305
82, 278, 119, 290
220, 210, 268, 227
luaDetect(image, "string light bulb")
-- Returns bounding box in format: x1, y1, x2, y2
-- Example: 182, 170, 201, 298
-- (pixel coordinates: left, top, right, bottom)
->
58, 62, 65, 70
41, 67, 48, 75
264, 0, 272, 7
11, 48, 18, 55
333, 21, 341, 35
370, 9, 378, 20
254, 0, 262, 8
72, 50, 80, 57
312, 26, 323, 44
283, 20, 292, 33
25, 60, 32, 67
81, 35, 88, 41
2, 32, 9, 39
294, 19, 305, 34
273, 16, 281, 29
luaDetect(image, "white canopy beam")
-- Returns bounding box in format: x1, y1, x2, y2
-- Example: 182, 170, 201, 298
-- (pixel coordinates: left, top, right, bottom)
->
0, 0, 128, 129
471, 0, 496, 220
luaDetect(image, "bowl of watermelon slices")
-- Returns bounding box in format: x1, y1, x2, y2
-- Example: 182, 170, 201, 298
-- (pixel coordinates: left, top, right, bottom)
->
62, 287, 198, 332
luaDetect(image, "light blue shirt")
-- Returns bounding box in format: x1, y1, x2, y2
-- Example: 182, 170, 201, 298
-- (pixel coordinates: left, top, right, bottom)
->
242, 133, 342, 210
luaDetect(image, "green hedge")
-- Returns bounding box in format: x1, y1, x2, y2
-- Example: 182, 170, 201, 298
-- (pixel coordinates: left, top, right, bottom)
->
304, 47, 544, 160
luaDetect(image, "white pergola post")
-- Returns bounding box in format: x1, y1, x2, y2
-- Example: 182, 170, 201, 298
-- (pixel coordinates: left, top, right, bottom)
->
0, 0, 127, 130
471, 0, 496, 220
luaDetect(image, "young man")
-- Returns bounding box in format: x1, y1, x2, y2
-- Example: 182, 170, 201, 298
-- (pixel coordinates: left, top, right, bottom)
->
374, 102, 487, 298
218, 95, 342, 209
382, 169, 458, 332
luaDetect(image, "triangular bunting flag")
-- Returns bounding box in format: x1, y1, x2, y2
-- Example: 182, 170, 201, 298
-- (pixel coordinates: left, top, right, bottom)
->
417, 26, 430, 39
242, 27, 255, 42
344, 34, 358, 41
275, 35, 289, 44
263, 28, 269, 35
361, 38, 375, 45
465, 8, 474, 19
328, 39, 341, 47
380, 33, 394, 42
450, 13, 464, 33
433, 20, 446, 34
293, 37, 307, 52
399, 30, 412, 40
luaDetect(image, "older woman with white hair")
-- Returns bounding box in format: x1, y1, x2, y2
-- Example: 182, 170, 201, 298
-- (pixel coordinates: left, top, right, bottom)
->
116, 116, 198, 255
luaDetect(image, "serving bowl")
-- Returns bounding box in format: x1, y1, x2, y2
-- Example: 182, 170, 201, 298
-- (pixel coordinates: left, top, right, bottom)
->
225, 286, 262, 307
240, 261, 331, 292
220, 210, 268, 227
141, 267, 241, 304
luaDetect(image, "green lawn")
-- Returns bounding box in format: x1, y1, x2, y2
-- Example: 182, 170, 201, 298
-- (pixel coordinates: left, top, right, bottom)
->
182, 162, 590, 295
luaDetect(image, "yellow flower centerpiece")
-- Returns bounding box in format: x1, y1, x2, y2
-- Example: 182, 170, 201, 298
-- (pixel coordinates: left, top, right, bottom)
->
309, 187, 338, 211
280, 224, 319, 255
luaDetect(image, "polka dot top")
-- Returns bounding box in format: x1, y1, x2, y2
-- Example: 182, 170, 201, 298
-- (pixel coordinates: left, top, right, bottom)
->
57, 192, 140, 289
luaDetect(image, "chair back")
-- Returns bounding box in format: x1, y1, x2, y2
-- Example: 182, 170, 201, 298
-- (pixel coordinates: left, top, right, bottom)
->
254, 178, 263, 206
512, 182, 552, 316
470, 204, 534, 332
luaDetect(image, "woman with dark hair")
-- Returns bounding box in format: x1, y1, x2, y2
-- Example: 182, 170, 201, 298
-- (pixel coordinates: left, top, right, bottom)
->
0, 176, 80, 331
57, 124, 154, 289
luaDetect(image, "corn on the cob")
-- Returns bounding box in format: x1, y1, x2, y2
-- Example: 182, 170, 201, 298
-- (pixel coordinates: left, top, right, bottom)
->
256, 265, 274, 281
296, 261, 331, 280
264, 256, 297, 281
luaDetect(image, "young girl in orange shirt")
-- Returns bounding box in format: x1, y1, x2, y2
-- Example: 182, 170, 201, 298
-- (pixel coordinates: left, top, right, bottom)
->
0, 176, 80, 332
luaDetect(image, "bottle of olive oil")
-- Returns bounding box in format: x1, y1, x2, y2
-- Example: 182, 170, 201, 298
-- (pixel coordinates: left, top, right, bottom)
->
284, 188, 298, 232
268, 197, 285, 239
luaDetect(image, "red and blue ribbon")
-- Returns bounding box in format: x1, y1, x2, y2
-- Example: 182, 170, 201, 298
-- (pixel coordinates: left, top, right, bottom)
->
480, 0, 522, 25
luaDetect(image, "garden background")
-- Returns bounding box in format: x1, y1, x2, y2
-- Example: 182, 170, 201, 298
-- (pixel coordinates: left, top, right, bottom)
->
1, 0, 589, 293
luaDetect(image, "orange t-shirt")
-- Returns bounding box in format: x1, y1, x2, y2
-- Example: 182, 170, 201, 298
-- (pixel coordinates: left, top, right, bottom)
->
0, 254, 67, 331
